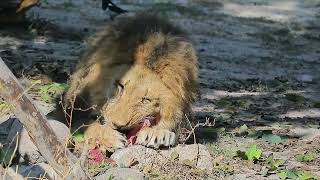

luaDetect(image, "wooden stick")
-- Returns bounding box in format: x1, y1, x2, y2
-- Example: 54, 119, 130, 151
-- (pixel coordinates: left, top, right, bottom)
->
0, 57, 87, 179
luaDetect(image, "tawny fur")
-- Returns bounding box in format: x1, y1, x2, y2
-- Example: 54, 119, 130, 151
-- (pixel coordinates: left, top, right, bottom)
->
64, 13, 199, 149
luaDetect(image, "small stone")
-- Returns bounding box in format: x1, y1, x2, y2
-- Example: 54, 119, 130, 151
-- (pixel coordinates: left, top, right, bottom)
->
112, 144, 214, 171
6, 119, 70, 164
95, 168, 145, 180
8, 162, 57, 179
111, 145, 161, 168
161, 144, 213, 171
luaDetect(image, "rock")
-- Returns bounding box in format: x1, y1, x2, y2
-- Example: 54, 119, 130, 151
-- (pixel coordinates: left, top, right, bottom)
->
111, 145, 161, 168
95, 168, 145, 180
0, 114, 13, 126
6, 119, 70, 164
1, 166, 24, 180
0, 118, 20, 145
161, 144, 214, 171
7, 162, 58, 179
111, 144, 213, 171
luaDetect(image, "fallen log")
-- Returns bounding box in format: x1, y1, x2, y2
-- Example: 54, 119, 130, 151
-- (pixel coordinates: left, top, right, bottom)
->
0, 57, 87, 179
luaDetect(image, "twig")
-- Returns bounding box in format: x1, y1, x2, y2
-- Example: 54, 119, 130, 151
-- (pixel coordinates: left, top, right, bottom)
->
185, 114, 197, 144
59, 95, 97, 129
182, 116, 215, 144
3, 133, 19, 178
73, 106, 97, 112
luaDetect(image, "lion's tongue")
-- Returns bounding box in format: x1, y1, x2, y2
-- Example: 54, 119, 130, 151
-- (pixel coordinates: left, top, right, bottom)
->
127, 118, 152, 145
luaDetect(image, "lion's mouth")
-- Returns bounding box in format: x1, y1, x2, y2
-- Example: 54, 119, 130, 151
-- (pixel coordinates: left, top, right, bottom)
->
125, 116, 156, 145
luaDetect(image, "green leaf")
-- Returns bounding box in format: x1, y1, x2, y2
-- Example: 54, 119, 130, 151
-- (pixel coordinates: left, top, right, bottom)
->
38, 83, 69, 102
236, 144, 262, 161
297, 172, 317, 180
260, 167, 269, 177
278, 171, 288, 180
296, 152, 315, 162
267, 155, 284, 171
262, 134, 283, 144
278, 170, 317, 180
72, 132, 85, 143
170, 151, 179, 161
286, 170, 299, 179
245, 144, 262, 161
236, 150, 247, 160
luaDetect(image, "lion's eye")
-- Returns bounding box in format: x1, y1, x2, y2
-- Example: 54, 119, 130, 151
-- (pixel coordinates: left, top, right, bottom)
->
118, 82, 124, 89
142, 96, 151, 104
115, 81, 124, 95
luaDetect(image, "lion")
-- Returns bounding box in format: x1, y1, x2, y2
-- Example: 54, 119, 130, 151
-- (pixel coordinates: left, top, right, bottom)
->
63, 12, 199, 150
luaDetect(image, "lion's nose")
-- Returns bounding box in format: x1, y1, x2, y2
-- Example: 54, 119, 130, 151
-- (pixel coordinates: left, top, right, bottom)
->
112, 121, 130, 130
153, 98, 160, 107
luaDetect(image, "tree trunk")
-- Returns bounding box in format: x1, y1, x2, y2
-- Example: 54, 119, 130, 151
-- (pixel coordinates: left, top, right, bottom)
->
0, 57, 87, 179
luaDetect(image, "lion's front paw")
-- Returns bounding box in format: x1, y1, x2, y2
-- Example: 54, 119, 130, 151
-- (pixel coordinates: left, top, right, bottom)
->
136, 127, 176, 148
104, 128, 128, 150
85, 123, 127, 151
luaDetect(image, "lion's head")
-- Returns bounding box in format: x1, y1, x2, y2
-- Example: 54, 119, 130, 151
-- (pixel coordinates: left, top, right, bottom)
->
102, 65, 169, 130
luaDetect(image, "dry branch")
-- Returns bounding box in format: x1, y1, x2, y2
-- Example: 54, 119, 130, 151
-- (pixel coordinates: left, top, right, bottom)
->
0, 57, 87, 179
182, 117, 215, 144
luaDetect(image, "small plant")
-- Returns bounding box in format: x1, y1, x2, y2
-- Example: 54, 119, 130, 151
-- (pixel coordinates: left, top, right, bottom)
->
236, 144, 262, 161
261, 155, 285, 177
295, 152, 315, 162
278, 169, 317, 180
38, 83, 69, 102
266, 155, 284, 171
72, 131, 85, 143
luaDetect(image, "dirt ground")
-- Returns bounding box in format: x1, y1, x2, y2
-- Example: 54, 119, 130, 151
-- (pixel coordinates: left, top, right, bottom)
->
0, 0, 319, 179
